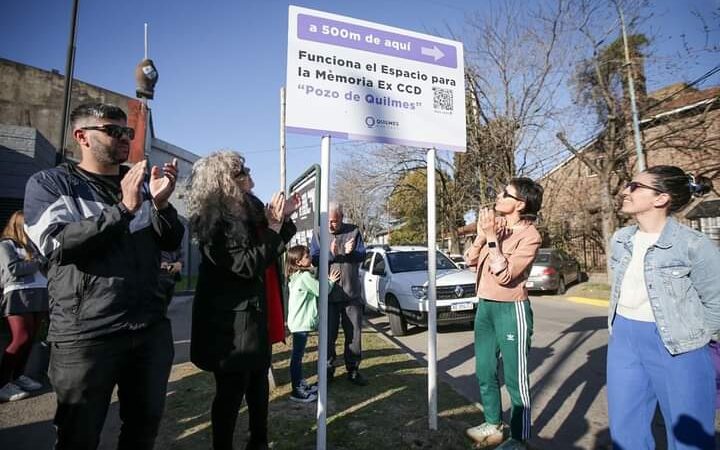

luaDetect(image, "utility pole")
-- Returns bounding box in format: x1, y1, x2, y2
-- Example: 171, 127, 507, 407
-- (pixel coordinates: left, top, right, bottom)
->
58, 0, 80, 164
615, 0, 646, 172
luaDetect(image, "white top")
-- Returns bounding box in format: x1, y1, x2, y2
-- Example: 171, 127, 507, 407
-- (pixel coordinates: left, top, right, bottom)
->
616, 231, 660, 322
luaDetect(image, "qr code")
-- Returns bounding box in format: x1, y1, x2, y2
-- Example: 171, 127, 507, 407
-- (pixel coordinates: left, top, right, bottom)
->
433, 88, 453, 111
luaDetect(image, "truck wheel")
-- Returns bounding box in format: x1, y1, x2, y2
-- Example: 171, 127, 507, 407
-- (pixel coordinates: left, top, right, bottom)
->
386, 295, 408, 336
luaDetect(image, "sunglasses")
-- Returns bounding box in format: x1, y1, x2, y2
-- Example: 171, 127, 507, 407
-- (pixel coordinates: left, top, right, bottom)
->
80, 124, 135, 140
233, 167, 251, 178
502, 189, 524, 202
624, 181, 665, 194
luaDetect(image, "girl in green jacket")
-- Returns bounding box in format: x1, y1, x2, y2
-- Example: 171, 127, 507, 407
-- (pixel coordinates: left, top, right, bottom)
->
286, 245, 340, 402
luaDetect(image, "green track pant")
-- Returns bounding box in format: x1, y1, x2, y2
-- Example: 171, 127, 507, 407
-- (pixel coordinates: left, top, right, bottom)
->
474, 298, 533, 441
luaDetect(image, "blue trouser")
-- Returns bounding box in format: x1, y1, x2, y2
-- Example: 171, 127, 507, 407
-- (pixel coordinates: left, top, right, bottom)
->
290, 331, 309, 389
607, 315, 716, 450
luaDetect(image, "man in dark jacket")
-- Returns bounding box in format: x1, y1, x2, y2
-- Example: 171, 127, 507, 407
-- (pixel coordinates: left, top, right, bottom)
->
24, 103, 184, 449
311, 202, 367, 385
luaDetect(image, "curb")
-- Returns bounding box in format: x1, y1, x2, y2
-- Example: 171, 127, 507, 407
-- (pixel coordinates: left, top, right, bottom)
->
565, 296, 609, 308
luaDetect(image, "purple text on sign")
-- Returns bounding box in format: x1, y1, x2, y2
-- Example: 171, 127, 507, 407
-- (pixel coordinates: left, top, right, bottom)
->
297, 14, 458, 69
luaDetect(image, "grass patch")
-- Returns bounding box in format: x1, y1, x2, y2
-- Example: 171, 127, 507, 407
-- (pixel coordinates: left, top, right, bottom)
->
568, 282, 611, 300
154, 326, 485, 449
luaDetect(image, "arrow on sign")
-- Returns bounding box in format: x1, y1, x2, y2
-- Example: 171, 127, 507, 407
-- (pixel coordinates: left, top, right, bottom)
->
421, 45, 445, 61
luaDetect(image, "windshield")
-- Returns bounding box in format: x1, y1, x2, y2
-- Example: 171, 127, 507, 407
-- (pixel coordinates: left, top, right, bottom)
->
386, 251, 457, 273
535, 253, 551, 263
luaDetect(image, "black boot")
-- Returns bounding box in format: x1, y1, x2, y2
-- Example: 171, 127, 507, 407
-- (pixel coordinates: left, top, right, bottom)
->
347, 369, 368, 386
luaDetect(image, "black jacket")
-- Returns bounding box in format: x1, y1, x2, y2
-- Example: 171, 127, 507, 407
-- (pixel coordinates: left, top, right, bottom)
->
190, 195, 296, 373
23, 163, 185, 341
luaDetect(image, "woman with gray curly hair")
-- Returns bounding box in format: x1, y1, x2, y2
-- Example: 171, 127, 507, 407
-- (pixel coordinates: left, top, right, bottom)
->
186, 151, 298, 450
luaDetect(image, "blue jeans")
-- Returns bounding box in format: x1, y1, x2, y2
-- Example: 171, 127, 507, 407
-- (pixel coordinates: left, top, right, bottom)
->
49, 319, 174, 450
290, 332, 309, 389
607, 315, 716, 450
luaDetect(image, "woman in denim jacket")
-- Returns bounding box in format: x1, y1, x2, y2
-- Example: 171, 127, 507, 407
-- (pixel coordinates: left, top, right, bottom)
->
607, 165, 720, 450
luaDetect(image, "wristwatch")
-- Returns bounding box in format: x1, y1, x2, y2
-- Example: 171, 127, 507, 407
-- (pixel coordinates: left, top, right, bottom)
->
487, 241, 497, 248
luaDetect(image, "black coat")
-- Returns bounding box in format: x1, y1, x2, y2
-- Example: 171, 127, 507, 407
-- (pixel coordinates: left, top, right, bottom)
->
190, 195, 296, 373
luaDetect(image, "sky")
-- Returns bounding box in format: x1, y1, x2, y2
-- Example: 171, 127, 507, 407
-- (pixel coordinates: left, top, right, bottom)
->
2, 0, 718, 202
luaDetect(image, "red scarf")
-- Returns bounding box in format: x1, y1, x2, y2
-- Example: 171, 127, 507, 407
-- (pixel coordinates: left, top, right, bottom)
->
264, 263, 285, 344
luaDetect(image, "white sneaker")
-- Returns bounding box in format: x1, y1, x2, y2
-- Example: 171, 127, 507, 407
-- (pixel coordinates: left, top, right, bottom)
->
299, 379, 318, 394
465, 422, 504, 447
0, 382, 30, 402
14, 375, 42, 391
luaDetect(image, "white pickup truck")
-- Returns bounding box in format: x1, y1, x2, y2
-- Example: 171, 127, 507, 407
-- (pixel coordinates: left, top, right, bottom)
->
360, 245, 479, 336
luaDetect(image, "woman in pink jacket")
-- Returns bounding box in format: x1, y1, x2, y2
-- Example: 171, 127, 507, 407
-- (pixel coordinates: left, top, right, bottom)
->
464, 178, 544, 450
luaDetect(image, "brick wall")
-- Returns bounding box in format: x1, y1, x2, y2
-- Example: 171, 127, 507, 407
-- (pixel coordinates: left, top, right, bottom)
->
539, 89, 720, 269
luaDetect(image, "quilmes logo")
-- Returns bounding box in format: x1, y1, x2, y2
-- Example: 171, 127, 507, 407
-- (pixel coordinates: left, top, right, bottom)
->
364, 116, 399, 129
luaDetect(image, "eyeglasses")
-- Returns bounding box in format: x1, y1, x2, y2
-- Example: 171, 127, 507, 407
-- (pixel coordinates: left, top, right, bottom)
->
502, 189, 524, 202
624, 181, 665, 194
80, 124, 135, 140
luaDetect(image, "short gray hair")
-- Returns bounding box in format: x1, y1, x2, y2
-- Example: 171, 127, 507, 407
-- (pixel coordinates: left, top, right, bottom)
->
329, 201, 343, 216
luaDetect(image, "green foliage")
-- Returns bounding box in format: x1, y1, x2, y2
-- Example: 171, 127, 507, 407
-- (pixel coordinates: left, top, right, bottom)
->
388, 226, 426, 246
573, 34, 649, 122
388, 169, 428, 244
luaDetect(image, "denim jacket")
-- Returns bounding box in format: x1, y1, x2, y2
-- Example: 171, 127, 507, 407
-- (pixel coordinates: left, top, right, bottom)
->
608, 217, 720, 355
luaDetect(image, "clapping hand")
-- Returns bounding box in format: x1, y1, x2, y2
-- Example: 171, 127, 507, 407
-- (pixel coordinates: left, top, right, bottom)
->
282, 192, 301, 218
344, 238, 355, 254
329, 268, 341, 283
478, 208, 509, 243
121, 160, 146, 213
265, 192, 286, 232
150, 158, 178, 209
478, 208, 497, 237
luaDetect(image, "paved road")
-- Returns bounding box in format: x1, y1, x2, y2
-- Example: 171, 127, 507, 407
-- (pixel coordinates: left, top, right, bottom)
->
0, 295, 195, 450
368, 294, 613, 449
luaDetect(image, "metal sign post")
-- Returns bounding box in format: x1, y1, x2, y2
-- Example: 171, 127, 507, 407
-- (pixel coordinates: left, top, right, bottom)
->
316, 135, 331, 450
280, 87, 287, 194
426, 148, 438, 430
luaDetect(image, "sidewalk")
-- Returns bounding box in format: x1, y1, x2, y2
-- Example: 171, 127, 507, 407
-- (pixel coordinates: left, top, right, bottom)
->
563, 280, 611, 308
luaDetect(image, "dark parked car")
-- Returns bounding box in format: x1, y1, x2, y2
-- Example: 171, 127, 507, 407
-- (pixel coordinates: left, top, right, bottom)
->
525, 248, 582, 295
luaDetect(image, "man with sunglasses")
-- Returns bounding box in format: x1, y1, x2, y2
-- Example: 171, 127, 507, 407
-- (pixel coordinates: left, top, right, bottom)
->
23, 103, 185, 449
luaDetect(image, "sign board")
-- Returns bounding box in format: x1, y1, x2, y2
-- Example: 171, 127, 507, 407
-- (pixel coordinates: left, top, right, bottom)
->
289, 164, 320, 247
286, 5, 466, 152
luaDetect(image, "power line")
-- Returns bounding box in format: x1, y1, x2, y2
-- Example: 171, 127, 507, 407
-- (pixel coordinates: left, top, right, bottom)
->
641, 63, 720, 113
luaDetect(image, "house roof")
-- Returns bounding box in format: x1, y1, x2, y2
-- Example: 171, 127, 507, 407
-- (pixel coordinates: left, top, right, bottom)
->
644, 85, 720, 117
685, 199, 720, 220
539, 84, 720, 182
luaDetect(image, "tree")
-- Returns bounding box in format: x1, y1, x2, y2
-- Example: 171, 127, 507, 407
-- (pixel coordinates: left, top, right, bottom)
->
335, 144, 466, 251
556, 29, 648, 258
332, 151, 390, 241
459, 0, 573, 218
387, 169, 427, 245
554, 0, 720, 259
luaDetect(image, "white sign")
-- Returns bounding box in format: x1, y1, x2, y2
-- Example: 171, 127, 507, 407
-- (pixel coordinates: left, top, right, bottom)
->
286, 5, 466, 152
